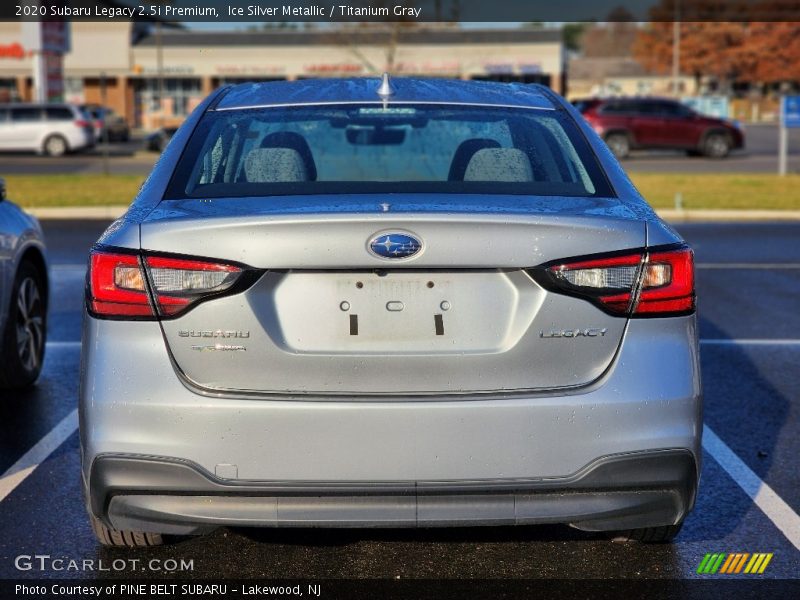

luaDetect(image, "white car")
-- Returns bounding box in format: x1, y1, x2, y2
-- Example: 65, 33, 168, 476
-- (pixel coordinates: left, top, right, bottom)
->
0, 103, 95, 156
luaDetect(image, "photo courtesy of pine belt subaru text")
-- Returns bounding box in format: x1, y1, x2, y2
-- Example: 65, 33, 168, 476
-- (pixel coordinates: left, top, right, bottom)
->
79, 75, 701, 547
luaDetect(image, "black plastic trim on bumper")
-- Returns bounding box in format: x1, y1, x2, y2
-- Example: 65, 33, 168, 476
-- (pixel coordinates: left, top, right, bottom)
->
89, 449, 698, 534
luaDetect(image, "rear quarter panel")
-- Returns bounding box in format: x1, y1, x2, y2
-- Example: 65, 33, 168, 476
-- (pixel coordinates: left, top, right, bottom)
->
0, 201, 47, 332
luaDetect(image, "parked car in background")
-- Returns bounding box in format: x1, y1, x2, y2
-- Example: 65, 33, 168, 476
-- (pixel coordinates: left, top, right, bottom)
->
0, 177, 48, 389
576, 97, 744, 159
81, 77, 700, 548
145, 126, 178, 152
80, 104, 130, 142
0, 103, 95, 156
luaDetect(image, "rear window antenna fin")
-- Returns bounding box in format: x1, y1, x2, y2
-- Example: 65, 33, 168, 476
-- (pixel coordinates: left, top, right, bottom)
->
377, 72, 395, 99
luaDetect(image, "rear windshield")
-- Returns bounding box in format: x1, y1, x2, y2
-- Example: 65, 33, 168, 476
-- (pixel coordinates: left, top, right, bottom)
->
165, 103, 614, 199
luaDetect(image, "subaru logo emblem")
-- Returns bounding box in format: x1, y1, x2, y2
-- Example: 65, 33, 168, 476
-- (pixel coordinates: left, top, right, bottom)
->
368, 232, 422, 260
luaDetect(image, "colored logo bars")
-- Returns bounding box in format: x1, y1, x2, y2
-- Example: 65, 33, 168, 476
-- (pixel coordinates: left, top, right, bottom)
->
697, 553, 773, 575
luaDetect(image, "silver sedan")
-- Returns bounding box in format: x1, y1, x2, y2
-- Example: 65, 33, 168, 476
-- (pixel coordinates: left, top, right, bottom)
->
0, 177, 48, 389
80, 77, 701, 547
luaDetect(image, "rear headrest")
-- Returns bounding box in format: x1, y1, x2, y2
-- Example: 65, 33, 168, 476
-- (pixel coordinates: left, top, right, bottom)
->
448, 138, 501, 181
260, 131, 317, 181
244, 148, 309, 183
463, 148, 534, 182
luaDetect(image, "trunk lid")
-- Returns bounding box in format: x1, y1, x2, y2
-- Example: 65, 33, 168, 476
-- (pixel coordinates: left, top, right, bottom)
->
140, 195, 646, 396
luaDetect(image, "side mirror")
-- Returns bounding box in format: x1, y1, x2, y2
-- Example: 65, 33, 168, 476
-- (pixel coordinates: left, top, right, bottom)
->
0, 177, 6, 202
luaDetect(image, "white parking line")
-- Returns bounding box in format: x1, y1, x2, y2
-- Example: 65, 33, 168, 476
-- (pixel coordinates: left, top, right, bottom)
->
703, 425, 800, 551
697, 263, 800, 269
700, 339, 800, 346
0, 409, 78, 503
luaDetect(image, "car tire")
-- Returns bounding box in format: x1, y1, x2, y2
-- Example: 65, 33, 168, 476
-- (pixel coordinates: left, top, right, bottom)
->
42, 134, 68, 157
702, 133, 731, 158
610, 522, 684, 543
0, 261, 47, 389
89, 513, 165, 547
604, 133, 630, 159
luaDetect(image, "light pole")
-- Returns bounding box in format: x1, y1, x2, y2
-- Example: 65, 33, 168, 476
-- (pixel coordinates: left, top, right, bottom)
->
672, 1, 681, 97
156, 20, 164, 129
101, 71, 109, 175
146, 1, 168, 130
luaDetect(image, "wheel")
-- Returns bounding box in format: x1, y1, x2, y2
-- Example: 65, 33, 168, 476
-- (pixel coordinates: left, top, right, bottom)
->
702, 133, 731, 158
0, 261, 46, 389
604, 133, 630, 159
610, 522, 684, 543
42, 134, 68, 157
89, 512, 164, 547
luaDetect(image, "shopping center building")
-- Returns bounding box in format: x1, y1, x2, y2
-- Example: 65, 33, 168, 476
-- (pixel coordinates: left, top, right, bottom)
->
0, 22, 563, 129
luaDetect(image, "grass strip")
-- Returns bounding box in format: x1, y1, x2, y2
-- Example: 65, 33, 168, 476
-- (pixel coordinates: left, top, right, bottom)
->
3, 173, 799, 211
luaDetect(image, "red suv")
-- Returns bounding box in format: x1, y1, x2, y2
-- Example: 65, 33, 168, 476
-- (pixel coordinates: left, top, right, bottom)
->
575, 97, 744, 159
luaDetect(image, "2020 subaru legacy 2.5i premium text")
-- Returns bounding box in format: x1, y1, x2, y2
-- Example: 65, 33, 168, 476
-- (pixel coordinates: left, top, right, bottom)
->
79, 76, 701, 547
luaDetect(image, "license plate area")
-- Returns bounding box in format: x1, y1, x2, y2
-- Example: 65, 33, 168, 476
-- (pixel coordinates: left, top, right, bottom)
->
271, 270, 539, 355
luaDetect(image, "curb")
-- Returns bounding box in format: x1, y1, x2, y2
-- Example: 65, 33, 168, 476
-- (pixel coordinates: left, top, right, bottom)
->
26, 206, 130, 219
657, 209, 800, 222
22, 206, 800, 222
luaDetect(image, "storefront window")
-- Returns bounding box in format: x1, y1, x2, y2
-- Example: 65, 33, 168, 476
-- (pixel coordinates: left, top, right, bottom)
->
138, 78, 202, 117
64, 78, 85, 104
0, 79, 20, 102
215, 77, 285, 86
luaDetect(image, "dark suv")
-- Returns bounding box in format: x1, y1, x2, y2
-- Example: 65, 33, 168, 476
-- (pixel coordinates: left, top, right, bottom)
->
80, 104, 130, 143
576, 97, 744, 159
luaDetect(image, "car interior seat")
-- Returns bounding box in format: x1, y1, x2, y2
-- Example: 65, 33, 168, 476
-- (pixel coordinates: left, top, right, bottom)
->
447, 138, 501, 181
462, 148, 534, 182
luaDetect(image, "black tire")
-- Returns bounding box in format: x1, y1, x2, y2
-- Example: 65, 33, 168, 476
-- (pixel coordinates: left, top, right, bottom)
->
702, 132, 731, 158
604, 133, 630, 159
89, 513, 165, 547
42, 134, 69, 157
0, 261, 46, 389
610, 522, 684, 543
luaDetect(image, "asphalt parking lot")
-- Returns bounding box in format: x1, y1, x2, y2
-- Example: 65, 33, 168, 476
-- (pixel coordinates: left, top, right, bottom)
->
2, 123, 800, 175
621, 123, 800, 173
0, 220, 798, 590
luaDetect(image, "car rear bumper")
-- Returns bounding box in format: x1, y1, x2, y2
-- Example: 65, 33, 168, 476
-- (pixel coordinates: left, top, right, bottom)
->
80, 314, 702, 533
90, 450, 697, 534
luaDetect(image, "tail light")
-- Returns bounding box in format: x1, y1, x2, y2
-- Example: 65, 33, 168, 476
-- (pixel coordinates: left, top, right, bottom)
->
88, 248, 247, 319
533, 244, 694, 317
74, 119, 90, 128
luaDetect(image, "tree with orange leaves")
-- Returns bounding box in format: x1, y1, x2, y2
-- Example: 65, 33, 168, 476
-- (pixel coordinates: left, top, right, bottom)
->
633, 21, 749, 92
634, 0, 800, 90
738, 22, 800, 84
